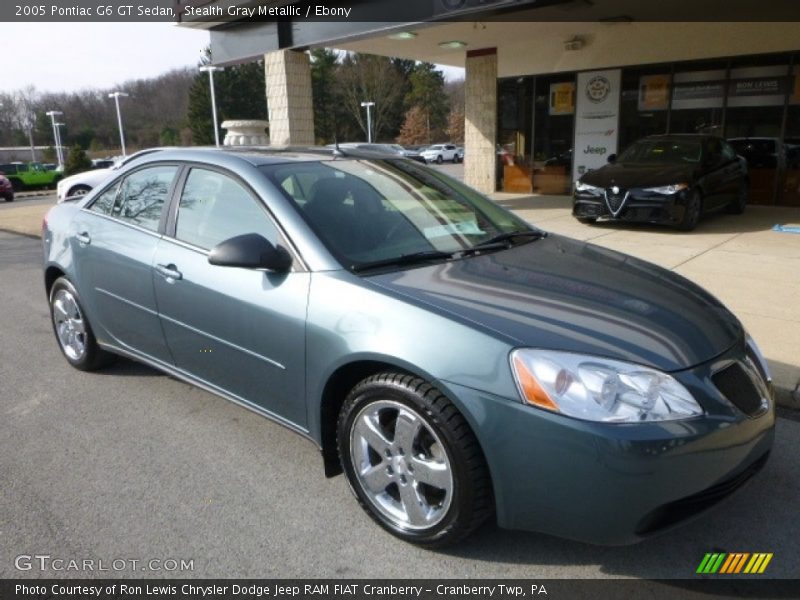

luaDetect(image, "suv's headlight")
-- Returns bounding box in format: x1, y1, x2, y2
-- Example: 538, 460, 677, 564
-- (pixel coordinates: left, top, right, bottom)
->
575, 181, 601, 193
642, 183, 688, 194
510, 349, 703, 423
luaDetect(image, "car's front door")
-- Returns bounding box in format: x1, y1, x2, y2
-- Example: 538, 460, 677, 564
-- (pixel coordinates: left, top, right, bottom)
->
152, 166, 309, 427
71, 164, 179, 363
700, 139, 734, 210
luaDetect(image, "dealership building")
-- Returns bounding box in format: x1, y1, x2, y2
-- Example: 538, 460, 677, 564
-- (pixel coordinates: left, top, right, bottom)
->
182, 0, 800, 206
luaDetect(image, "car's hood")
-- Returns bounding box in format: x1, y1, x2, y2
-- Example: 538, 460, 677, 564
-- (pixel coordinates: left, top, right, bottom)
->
366, 235, 741, 372
581, 162, 696, 189
60, 167, 113, 187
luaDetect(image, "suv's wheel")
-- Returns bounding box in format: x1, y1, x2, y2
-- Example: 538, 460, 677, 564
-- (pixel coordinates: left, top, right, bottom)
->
49, 277, 113, 371
678, 190, 702, 231
337, 373, 492, 547
727, 181, 748, 214
436, 155, 444, 164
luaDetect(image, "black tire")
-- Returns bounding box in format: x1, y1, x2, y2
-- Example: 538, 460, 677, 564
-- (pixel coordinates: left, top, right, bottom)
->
677, 190, 702, 231
10, 178, 23, 192
4, 194, 13, 202
436, 155, 443, 164
49, 277, 113, 371
337, 372, 493, 547
727, 180, 748, 214
68, 184, 92, 198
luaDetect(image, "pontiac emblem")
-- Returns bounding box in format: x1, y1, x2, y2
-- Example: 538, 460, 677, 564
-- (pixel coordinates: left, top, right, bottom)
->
611, 186, 620, 195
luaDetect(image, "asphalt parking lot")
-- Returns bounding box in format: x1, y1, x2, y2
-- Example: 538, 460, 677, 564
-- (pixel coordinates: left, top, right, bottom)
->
1, 192, 800, 578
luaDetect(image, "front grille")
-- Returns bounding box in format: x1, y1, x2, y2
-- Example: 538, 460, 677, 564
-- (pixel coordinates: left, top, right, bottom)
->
712, 361, 765, 417
604, 189, 629, 216
636, 451, 769, 535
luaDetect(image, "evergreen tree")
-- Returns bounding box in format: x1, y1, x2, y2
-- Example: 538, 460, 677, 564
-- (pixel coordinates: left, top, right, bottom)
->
310, 49, 343, 144
406, 63, 448, 143
187, 49, 267, 145
64, 144, 91, 175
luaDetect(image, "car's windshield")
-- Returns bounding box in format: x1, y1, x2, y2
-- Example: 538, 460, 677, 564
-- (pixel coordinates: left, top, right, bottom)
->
260, 159, 532, 270
618, 139, 703, 164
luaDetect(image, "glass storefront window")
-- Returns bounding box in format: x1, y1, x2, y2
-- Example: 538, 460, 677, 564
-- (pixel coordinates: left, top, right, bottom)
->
497, 77, 533, 192
531, 74, 575, 195
619, 66, 670, 150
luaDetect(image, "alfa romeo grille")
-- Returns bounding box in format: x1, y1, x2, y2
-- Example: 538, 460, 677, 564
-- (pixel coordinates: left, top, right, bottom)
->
604, 189, 629, 216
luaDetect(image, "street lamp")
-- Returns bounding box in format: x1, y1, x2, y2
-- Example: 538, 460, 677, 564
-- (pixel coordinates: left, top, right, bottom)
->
199, 65, 224, 147
108, 91, 129, 156
46, 110, 64, 168
55, 123, 66, 168
22, 115, 36, 162
360, 101, 375, 143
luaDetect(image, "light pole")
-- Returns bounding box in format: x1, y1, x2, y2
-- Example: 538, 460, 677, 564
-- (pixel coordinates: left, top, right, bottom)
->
360, 101, 375, 143
23, 115, 36, 162
199, 65, 224, 147
55, 123, 66, 168
46, 110, 64, 168
108, 91, 129, 156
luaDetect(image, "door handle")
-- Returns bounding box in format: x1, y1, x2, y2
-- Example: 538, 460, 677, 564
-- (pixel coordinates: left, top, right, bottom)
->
76, 232, 91, 245
155, 263, 183, 281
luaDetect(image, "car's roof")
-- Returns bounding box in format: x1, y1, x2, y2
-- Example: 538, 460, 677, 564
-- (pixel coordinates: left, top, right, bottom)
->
644, 134, 716, 141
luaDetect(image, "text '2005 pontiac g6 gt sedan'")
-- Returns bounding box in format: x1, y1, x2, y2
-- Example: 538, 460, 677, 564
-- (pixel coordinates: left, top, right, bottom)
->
43, 147, 774, 546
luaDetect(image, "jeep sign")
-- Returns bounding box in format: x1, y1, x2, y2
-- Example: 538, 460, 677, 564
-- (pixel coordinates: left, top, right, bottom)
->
573, 69, 621, 184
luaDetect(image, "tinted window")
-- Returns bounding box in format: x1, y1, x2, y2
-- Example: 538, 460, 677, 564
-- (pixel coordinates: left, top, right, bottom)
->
618, 139, 702, 164
88, 182, 121, 215
175, 168, 277, 250
721, 141, 737, 161
111, 166, 177, 232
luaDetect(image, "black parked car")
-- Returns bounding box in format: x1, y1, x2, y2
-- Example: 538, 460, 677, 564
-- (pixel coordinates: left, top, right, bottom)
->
573, 135, 748, 231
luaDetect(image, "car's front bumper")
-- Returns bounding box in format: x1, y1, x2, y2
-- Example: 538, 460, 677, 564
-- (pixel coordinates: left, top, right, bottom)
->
438, 345, 775, 545
573, 189, 690, 225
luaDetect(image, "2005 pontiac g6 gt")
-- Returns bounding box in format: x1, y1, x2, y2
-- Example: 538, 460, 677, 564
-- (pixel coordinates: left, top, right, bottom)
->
43, 147, 774, 546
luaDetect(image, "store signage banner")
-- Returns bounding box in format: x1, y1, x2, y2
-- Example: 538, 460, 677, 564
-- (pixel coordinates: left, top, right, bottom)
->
638, 75, 671, 111
549, 82, 576, 115
573, 69, 621, 182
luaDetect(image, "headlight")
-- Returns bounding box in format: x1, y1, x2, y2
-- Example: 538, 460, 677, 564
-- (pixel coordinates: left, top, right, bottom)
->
575, 181, 601, 193
642, 183, 689, 194
510, 349, 703, 423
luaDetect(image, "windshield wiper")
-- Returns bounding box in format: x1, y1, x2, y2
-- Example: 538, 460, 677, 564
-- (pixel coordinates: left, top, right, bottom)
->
351, 250, 454, 273
464, 229, 547, 255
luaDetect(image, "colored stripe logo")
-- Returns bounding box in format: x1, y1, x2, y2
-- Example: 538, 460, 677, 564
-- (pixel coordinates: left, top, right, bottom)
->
696, 552, 773, 574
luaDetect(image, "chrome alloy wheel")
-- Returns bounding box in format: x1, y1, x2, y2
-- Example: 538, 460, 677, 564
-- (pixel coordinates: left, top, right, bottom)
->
52, 288, 87, 361
349, 400, 453, 531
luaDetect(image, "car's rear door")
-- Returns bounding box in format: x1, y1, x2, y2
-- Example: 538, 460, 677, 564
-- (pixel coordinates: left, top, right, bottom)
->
71, 164, 179, 363
152, 165, 310, 428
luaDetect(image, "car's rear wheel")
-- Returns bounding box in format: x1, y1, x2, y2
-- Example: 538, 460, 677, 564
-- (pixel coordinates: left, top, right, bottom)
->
68, 184, 92, 198
337, 373, 492, 547
678, 190, 702, 231
4, 194, 13, 202
49, 277, 113, 371
727, 181, 748, 214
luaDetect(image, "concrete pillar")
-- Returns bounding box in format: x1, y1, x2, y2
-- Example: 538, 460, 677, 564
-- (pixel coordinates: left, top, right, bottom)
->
464, 48, 497, 194
264, 49, 315, 146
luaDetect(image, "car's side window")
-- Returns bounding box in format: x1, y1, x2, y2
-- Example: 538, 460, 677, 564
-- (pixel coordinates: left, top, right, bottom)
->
706, 139, 723, 165
88, 182, 121, 216
111, 166, 178, 232
175, 168, 278, 250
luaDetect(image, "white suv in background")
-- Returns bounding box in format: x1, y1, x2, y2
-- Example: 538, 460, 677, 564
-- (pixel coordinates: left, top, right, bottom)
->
56, 149, 167, 202
421, 144, 461, 163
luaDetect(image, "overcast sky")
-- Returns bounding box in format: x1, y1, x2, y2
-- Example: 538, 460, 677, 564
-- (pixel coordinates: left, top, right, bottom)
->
3, 22, 463, 95
3, 23, 210, 93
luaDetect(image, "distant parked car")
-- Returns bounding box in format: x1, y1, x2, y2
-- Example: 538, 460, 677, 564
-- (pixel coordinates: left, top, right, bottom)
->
326, 143, 427, 164
727, 137, 798, 170
91, 158, 116, 169
0, 161, 62, 191
573, 134, 748, 231
56, 149, 165, 202
0, 174, 14, 201
455, 147, 465, 162
421, 144, 460, 164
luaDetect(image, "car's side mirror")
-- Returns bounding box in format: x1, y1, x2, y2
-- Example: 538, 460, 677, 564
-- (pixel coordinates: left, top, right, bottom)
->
208, 233, 293, 272
607, 154, 617, 164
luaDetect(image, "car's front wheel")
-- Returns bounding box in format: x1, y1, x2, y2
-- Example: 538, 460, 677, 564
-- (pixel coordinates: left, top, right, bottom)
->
49, 277, 113, 371
436, 155, 444, 164
337, 373, 492, 546
678, 190, 702, 231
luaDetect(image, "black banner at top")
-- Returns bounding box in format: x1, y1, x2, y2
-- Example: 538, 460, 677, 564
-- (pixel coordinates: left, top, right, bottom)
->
4, 0, 800, 23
